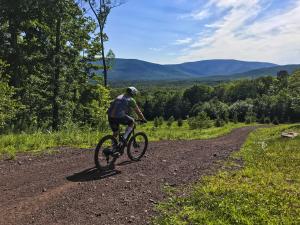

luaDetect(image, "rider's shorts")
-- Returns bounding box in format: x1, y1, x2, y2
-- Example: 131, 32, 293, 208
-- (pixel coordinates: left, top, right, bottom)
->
108, 115, 134, 132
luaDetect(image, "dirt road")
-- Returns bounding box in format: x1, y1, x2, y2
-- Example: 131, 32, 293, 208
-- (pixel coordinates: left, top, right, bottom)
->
0, 127, 256, 225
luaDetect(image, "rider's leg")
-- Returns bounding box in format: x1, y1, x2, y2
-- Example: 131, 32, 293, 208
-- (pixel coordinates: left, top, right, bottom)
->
123, 116, 135, 139
124, 124, 134, 139
108, 117, 119, 150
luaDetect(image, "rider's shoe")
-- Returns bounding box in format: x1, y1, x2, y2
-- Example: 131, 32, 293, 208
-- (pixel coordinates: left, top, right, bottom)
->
111, 143, 120, 157
112, 151, 120, 157
103, 147, 112, 156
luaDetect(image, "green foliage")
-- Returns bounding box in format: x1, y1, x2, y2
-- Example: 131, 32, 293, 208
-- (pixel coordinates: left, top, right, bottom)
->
167, 116, 175, 127
233, 112, 238, 124
245, 110, 257, 124
177, 118, 183, 127
158, 116, 164, 126
229, 100, 254, 122
215, 118, 225, 127
0, 0, 109, 132
264, 117, 271, 124
188, 112, 213, 130
154, 117, 159, 128
0, 122, 249, 157
0, 60, 22, 129
191, 100, 229, 121
183, 84, 213, 105
154, 125, 300, 225
272, 117, 280, 125
289, 70, 300, 114
76, 81, 110, 128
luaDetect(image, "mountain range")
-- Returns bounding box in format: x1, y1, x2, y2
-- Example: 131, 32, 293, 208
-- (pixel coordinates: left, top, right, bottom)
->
98, 59, 300, 81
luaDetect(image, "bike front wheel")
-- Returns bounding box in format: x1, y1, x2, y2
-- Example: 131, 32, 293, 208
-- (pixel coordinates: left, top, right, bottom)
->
94, 135, 118, 171
127, 132, 148, 161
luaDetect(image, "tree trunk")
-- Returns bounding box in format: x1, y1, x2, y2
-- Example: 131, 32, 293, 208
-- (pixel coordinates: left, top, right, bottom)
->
100, 29, 107, 87
52, 16, 61, 131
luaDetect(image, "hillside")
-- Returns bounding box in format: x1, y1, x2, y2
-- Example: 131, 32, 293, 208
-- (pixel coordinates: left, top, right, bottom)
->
230, 64, 300, 79
166, 59, 276, 76
104, 59, 278, 81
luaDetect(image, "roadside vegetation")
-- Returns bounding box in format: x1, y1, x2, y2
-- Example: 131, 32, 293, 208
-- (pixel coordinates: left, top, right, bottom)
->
154, 124, 300, 225
0, 121, 250, 159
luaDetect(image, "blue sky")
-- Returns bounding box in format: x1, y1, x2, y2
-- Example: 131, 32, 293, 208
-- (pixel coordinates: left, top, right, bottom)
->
90, 0, 300, 65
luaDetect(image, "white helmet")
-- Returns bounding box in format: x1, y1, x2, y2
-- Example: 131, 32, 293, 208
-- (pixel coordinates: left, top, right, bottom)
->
126, 86, 139, 96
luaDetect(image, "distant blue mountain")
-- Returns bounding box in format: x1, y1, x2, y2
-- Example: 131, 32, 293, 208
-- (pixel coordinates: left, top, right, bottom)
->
229, 64, 300, 79
97, 58, 298, 81
166, 59, 277, 77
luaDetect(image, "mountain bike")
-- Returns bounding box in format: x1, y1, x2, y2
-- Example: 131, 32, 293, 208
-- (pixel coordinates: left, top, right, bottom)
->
94, 120, 148, 171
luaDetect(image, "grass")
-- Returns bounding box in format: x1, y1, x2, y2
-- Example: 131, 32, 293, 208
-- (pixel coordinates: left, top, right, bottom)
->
153, 124, 300, 225
0, 121, 249, 158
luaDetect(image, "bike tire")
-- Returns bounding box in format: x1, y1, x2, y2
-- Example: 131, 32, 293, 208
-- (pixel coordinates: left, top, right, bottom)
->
94, 135, 118, 171
127, 132, 148, 161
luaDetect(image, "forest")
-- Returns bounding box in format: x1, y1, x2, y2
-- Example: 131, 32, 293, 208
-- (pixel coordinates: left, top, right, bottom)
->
136, 70, 300, 127
1, 0, 300, 136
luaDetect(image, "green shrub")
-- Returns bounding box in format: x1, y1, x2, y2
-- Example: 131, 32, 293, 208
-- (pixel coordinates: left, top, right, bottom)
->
215, 118, 225, 127
167, 116, 174, 127
188, 112, 213, 130
273, 117, 280, 125
153, 117, 159, 127
233, 112, 238, 124
245, 110, 257, 124
177, 118, 183, 127
264, 117, 271, 124
259, 115, 265, 124
158, 116, 164, 126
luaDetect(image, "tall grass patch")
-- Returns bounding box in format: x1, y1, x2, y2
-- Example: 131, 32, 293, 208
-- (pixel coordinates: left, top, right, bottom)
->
154, 124, 300, 225
0, 121, 249, 158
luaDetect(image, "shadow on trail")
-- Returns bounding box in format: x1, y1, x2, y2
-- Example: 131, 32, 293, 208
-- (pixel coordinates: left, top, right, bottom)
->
66, 167, 121, 182
116, 160, 135, 166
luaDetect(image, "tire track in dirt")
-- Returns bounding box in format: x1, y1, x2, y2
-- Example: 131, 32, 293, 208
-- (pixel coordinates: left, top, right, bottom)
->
0, 126, 256, 225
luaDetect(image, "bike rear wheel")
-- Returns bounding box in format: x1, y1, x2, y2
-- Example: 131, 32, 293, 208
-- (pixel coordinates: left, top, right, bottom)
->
94, 135, 118, 171
127, 132, 148, 161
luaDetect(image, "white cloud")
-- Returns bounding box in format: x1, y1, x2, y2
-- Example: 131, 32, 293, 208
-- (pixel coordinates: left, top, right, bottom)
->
149, 47, 162, 52
177, 0, 300, 64
174, 37, 193, 45
179, 7, 210, 21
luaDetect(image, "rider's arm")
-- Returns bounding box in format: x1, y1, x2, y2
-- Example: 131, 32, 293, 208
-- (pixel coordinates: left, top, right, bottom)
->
134, 105, 146, 121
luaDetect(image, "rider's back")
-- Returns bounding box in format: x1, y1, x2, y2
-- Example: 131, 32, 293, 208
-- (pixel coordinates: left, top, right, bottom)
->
108, 94, 134, 118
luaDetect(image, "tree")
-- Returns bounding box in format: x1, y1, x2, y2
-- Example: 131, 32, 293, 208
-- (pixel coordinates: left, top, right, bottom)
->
0, 60, 21, 130
229, 100, 254, 122
87, 0, 125, 86
183, 84, 213, 105
0, 0, 108, 131
277, 70, 289, 89
289, 70, 300, 121
188, 112, 213, 130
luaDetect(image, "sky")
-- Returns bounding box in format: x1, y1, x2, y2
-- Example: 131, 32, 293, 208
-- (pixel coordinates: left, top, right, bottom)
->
91, 0, 300, 65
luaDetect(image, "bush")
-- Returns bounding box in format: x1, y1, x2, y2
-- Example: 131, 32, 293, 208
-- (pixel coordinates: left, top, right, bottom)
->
215, 118, 225, 127
177, 118, 183, 127
233, 112, 238, 124
153, 117, 159, 127
158, 116, 164, 126
264, 117, 271, 124
188, 112, 213, 130
272, 117, 280, 125
259, 115, 265, 124
167, 116, 174, 127
245, 110, 257, 124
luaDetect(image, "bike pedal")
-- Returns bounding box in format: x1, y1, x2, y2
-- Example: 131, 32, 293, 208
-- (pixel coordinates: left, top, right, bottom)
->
112, 151, 121, 157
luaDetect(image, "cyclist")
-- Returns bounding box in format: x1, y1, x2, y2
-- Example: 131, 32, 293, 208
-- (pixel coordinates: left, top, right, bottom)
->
107, 87, 147, 145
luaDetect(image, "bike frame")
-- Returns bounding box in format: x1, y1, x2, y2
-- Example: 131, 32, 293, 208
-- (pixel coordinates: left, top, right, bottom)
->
117, 121, 141, 153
